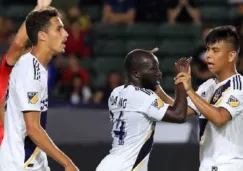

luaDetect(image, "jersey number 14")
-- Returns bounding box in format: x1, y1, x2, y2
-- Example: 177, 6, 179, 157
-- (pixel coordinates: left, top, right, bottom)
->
110, 111, 126, 145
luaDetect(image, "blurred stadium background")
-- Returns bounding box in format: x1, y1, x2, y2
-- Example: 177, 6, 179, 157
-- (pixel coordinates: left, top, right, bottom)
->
1, 0, 243, 170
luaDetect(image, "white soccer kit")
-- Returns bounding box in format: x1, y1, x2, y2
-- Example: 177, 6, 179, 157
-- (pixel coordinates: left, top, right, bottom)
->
96, 85, 169, 171
0, 53, 50, 171
188, 74, 243, 171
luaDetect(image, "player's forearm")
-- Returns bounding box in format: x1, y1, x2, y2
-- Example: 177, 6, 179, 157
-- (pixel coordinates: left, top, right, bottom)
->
187, 89, 222, 125
172, 83, 188, 120
5, 22, 28, 65
27, 127, 73, 167
163, 83, 187, 123
155, 85, 174, 105
6, 4, 43, 65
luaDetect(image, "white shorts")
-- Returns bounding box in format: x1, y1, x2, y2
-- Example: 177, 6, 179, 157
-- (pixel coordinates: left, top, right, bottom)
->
199, 163, 243, 171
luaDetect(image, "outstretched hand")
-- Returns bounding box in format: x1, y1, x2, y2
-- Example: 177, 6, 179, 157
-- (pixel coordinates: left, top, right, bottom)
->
175, 57, 192, 75
174, 57, 193, 92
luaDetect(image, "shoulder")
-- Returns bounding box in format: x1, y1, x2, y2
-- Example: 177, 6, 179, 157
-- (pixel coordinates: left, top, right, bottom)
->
230, 74, 243, 91
110, 85, 156, 99
13, 53, 40, 81
133, 86, 155, 98
199, 78, 216, 89
127, 86, 157, 104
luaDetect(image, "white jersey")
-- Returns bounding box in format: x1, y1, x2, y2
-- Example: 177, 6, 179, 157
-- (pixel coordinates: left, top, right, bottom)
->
0, 53, 49, 171
96, 85, 169, 171
188, 74, 243, 169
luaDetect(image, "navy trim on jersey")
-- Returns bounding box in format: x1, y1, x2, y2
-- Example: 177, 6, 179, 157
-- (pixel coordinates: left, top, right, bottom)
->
24, 111, 47, 162
132, 130, 155, 170
199, 118, 208, 139
134, 87, 154, 96
198, 80, 231, 139
33, 58, 40, 81
233, 75, 242, 90
238, 75, 242, 90
210, 80, 231, 105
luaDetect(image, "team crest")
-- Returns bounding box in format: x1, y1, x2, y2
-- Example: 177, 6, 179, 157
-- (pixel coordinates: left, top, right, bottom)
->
27, 92, 38, 104
227, 95, 240, 107
212, 88, 222, 103
152, 98, 164, 109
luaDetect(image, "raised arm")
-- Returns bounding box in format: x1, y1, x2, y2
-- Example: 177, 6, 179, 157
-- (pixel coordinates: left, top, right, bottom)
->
5, 0, 52, 66
161, 58, 191, 123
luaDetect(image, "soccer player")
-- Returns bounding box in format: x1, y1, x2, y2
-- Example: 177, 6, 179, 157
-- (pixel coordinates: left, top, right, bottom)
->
96, 49, 191, 171
174, 26, 243, 171
0, 7, 79, 171
0, 0, 52, 146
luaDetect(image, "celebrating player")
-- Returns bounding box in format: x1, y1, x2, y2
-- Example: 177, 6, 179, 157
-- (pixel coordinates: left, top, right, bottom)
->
96, 49, 191, 171
175, 25, 243, 171
0, 6, 79, 171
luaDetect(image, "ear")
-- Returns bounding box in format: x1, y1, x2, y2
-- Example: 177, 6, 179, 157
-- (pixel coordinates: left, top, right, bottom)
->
133, 70, 140, 78
38, 31, 47, 42
229, 51, 237, 63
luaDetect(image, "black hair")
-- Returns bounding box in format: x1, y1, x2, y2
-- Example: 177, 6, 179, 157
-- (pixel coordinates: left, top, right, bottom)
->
26, 7, 60, 45
205, 25, 240, 53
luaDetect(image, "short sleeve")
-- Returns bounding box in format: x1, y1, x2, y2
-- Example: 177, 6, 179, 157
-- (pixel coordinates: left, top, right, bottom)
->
217, 90, 243, 118
144, 97, 169, 121
16, 77, 43, 112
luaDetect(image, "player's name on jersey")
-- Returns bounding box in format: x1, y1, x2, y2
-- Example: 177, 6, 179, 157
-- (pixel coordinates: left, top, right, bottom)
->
110, 95, 127, 109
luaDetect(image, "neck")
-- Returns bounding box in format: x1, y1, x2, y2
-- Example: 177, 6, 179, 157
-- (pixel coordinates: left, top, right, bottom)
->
216, 66, 237, 83
31, 45, 53, 68
126, 78, 141, 88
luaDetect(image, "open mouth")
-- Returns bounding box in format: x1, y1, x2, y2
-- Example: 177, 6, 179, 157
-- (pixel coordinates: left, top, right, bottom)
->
207, 61, 214, 67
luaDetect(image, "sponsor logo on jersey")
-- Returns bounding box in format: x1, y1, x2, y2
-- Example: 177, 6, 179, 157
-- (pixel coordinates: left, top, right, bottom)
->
201, 91, 206, 98
27, 92, 38, 104
151, 98, 164, 109
227, 95, 240, 107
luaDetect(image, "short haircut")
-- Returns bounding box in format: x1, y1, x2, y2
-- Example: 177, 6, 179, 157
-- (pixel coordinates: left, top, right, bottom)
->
124, 49, 153, 76
26, 7, 60, 45
205, 25, 240, 53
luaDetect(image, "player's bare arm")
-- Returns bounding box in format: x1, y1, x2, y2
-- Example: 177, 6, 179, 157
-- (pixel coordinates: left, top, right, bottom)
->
161, 58, 190, 123
5, 0, 52, 66
175, 72, 231, 126
24, 111, 79, 171
150, 48, 196, 116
